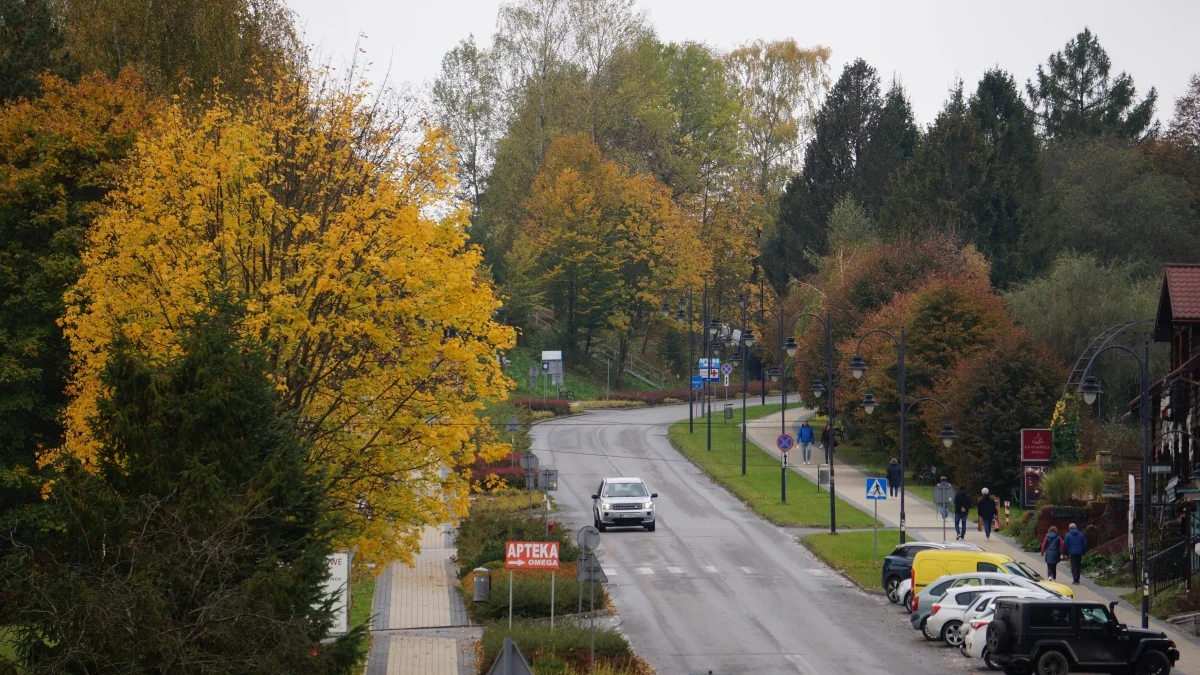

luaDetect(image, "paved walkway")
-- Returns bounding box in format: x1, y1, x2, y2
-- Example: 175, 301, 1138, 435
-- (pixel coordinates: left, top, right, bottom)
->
365, 525, 477, 675
747, 408, 1200, 675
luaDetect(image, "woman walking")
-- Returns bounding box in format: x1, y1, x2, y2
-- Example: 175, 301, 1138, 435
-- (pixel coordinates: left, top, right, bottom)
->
886, 458, 902, 497
1040, 526, 1065, 581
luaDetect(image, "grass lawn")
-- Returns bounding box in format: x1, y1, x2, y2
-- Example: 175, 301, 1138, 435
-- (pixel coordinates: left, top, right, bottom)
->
801, 529, 900, 591
668, 404, 878, 528
351, 574, 376, 629
502, 347, 660, 400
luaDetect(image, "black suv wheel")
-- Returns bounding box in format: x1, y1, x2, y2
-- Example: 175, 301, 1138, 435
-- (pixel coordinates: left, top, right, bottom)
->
1134, 649, 1171, 675
1035, 649, 1069, 675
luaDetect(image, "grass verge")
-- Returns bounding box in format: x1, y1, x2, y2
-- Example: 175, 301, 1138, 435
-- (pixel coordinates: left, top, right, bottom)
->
667, 404, 878, 528
351, 574, 376, 630
801, 530, 900, 592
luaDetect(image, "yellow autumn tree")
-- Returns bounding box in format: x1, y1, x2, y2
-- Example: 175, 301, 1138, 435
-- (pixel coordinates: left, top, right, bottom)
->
517, 133, 704, 367
57, 74, 514, 565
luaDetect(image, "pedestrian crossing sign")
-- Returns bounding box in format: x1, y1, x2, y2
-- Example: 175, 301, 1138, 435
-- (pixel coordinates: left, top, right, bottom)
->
866, 478, 888, 500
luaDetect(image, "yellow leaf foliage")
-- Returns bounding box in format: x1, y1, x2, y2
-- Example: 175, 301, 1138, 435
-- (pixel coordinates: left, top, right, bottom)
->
57, 75, 515, 565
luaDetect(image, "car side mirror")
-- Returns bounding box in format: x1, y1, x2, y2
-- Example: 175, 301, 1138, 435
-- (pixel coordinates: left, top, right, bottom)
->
591, 494, 599, 499
651, 493, 658, 498
1108, 601, 1119, 614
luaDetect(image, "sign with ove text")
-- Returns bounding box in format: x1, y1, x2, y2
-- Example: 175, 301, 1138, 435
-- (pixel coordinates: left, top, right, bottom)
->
321, 551, 351, 635
1021, 428, 1053, 463
505, 541, 560, 569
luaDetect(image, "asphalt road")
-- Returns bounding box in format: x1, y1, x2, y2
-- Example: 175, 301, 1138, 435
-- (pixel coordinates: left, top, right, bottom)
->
533, 401, 979, 675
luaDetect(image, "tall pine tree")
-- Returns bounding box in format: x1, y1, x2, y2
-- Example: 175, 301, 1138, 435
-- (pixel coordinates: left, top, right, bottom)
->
0, 303, 365, 673
0, 0, 75, 103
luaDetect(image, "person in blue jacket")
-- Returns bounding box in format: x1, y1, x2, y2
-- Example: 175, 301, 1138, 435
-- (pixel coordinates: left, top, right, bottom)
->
886, 458, 902, 497
1063, 523, 1088, 584
1040, 525, 1066, 581
797, 420, 815, 464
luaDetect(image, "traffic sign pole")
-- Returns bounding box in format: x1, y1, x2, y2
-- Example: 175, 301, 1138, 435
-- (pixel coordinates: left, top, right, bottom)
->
873, 500, 878, 564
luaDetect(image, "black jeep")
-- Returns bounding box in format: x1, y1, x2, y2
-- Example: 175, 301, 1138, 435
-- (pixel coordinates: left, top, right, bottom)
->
986, 598, 1179, 675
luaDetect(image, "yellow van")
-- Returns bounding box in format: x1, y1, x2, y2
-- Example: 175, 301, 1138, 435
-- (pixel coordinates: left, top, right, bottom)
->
911, 549, 1074, 598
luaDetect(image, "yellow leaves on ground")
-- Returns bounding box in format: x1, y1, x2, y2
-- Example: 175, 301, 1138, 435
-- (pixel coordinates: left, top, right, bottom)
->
56, 75, 514, 565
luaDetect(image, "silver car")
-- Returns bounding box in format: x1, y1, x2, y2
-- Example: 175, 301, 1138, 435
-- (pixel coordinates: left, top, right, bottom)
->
592, 477, 656, 532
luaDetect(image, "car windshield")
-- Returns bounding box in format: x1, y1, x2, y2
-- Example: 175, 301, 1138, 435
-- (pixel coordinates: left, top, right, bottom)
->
1017, 562, 1044, 581
1003, 562, 1034, 579
603, 482, 648, 498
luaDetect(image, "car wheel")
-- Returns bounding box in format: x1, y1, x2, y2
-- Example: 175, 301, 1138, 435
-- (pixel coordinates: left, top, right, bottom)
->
903, 591, 914, 613
921, 617, 938, 641
983, 648, 1000, 671
1134, 650, 1171, 675
593, 512, 606, 533
644, 521, 655, 532
941, 620, 965, 646
1035, 649, 1069, 675
986, 620, 1010, 655
885, 577, 901, 603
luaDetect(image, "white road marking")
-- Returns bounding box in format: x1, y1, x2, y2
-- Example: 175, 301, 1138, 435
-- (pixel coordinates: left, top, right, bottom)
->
635, 567, 654, 575
666, 566, 683, 574
702, 565, 719, 574
740, 566, 754, 574
602, 567, 618, 576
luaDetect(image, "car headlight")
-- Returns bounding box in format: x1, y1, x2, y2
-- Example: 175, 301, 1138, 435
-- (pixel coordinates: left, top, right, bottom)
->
601, 502, 611, 510
643, 501, 654, 509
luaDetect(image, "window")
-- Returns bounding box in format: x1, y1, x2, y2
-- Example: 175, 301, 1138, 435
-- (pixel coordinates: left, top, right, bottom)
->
973, 597, 992, 612
977, 562, 1001, 572
929, 581, 955, 598
953, 578, 983, 587
906, 546, 928, 559
954, 591, 980, 606
1029, 606, 1072, 628
889, 546, 908, 558
1078, 606, 1110, 628
602, 482, 648, 498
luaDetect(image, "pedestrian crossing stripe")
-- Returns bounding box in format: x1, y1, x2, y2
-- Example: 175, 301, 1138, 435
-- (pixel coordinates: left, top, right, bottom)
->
866, 478, 888, 500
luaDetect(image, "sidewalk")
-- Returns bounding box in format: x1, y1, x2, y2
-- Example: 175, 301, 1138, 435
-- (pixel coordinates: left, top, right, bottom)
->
365, 525, 477, 675
746, 408, 1200, 675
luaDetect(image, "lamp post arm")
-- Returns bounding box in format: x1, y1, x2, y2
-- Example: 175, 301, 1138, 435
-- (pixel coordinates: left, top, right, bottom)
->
906, 397, 951, 417
787, 311, 828, 336
853, 327, 900, 355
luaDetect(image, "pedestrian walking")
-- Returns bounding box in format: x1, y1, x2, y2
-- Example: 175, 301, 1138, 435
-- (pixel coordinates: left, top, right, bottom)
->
1063, 523, 1088, 584
936, 476, 951, 521
1040, 526, 1066, 581
820, 425, 837, 462
886, 458, 902, 497
953, 486, 971, 540
978, 488, 998, 540
798, 420, 815, 464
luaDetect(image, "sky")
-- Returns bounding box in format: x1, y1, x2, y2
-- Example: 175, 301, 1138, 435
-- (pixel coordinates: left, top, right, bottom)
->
286, 0, 1200, 127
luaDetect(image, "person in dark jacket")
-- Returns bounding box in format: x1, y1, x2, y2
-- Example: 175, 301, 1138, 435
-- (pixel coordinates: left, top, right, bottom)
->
820, 426, 837, 462
953, 487, 971, 540
886, 458, 902, 497
1040, 526, 1065, 580
977, 488, 998, 540
1063, 523, 1088, 584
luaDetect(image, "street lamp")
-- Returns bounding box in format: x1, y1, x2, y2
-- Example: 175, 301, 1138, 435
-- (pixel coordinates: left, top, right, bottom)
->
851, 328, 909, 542
860, 391, 878, 415
1078, 342, 1151, 628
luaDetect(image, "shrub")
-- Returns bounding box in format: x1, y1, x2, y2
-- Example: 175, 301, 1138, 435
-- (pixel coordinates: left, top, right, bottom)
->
1041, 465, 1084, 506
480, 621, 633, 668
455, 511, 579, 575
1080, 465, 1105, 501
466, 563, 607, 621
509, 398, 571, 415
473, 463, 527, 489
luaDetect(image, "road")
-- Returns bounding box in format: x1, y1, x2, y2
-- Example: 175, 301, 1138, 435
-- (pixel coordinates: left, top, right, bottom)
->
533, 402, 977, 675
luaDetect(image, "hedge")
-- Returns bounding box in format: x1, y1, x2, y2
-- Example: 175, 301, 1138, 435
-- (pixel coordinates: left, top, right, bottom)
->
480, 621, 634, 673
464, 562, 607, 622
456, 510, 579, 576
508, 398, 571, 414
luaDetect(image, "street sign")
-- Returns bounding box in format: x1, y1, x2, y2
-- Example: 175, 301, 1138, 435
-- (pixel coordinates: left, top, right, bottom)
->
505, 541, 560, 569
320, 551, 351, 635
576, 525, 600, 552
576, 553, 608, 582
691, 375, 703, 389
781, 452, 789, 468
698, 358, 721, 382
487, 638, 534, 675
723, 374, 729, 386
866, 478, 888, 500
1020, 428, 1053, 463
933, 482, 954, 506
519, 453, 539, 471
538, 469, 558, 491
721, 363, 733, 375
776, 433, 794, 452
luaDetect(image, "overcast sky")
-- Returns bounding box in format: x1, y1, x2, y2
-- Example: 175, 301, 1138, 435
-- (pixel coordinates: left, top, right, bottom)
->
286, 0, 1199, 127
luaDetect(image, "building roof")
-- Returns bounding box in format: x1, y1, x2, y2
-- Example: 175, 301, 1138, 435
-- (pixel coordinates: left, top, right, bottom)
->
1153, 265, 1200, 341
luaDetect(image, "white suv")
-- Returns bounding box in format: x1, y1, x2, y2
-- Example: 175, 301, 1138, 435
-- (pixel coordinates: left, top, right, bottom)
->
592, 477, 656, 532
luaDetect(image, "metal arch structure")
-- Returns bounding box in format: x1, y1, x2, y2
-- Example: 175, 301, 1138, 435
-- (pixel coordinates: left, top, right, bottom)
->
1063, 319, 1153, 396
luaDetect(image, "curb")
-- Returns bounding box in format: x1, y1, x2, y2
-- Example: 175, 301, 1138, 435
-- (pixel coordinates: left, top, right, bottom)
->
797, 535, 886, 596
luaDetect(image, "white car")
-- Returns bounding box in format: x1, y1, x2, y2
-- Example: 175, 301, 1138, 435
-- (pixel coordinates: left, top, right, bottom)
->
963, 588, 1053, 625
962, 610, 997, 670
926, 587, 995, 646
897, 578, 913, 611
592, 477, 657, 532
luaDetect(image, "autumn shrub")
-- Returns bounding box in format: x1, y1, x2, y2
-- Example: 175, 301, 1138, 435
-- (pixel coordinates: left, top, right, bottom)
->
1041, 466, 1084, 506
1080, 465, 1106, 501
472, 452, 528, 489
455, 511, 579, 575
466, 562, 606, 622
509, 398, 571, 415
480, 621, 634, 673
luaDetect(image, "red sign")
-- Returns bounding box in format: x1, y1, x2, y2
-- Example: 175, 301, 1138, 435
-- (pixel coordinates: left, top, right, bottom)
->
1021, 428, 1053, 463
505, 541, 560, 569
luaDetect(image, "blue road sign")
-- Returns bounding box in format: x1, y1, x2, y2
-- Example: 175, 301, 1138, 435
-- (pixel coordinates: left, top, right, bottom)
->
698, 358, 722, 382
866, 478, 888, 500
721, 363, 733, 375
691, 376, 703, 390
776, 434, 795, 452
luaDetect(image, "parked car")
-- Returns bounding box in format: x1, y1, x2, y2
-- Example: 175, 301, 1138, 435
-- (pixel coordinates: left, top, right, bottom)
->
964, 589, 1055, 626
910, 572, 1068, 640
882, 541, 981, 603
925, 586, 996, 646
962, 610, 998, 670
592, 477, 657, 532
897, 577, 914, 612
911, 549, 1075, 598
986, 597, 1179, 675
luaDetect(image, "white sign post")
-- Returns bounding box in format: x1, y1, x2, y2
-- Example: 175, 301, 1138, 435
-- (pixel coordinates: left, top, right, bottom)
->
866, 479, 888, 564
322, 551, 351, 635
1128, 474, 1136, 549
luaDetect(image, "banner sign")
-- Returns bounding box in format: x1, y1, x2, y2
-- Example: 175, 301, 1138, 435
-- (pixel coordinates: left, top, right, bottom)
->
1021, 428, 1053, 463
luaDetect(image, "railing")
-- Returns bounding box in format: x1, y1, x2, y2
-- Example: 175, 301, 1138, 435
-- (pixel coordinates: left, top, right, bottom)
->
1144, 535, 1199, 597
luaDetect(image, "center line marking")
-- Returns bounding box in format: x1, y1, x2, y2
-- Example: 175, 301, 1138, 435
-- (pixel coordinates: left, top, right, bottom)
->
666, 566, 683, 574
635, 567, 654, 575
